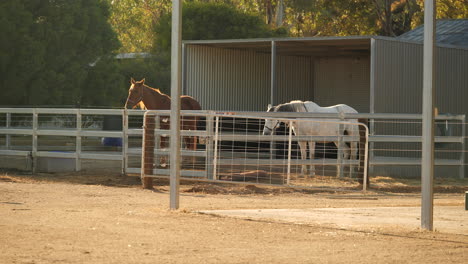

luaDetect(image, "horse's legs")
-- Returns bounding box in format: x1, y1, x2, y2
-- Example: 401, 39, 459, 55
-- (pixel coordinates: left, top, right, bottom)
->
308, 141, 316, 176
297, 141, 308, 176
333, 140, 350, 177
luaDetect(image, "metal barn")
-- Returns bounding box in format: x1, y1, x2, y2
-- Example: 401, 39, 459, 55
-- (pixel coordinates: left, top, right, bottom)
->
182, 33, 468, 178
183, 36, 468, 114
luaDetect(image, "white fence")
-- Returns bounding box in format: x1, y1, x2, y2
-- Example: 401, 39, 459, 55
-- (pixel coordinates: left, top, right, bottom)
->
0, 108, 144, 174
0, 108, 465, 182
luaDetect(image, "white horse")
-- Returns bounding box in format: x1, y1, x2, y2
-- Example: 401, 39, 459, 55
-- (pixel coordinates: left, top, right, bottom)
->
262, 100, 360, 176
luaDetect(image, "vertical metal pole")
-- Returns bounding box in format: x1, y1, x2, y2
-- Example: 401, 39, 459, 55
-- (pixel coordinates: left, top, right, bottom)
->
286, 121, 292, 185
270, 41, 277, 162
32, 109, 38, 174
212, 116, 220, 180
182, 43, 187, 95
460, 115, 465, 179
154, 114, 161, 167
122, 109, 128, 175
141, 112, 147, 182
369, 38, 376, 177
270, 41, 277, 106
363, 124, 369, 191
6, 113, 11, 149
76, 110, 81, 171
421, 0, 436, 231
170, 0, 182, 210
205, 114, 214, 180
337, 123, 344, 178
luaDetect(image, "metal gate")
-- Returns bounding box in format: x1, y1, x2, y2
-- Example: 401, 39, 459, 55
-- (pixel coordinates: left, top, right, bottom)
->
140, 110, 369, 191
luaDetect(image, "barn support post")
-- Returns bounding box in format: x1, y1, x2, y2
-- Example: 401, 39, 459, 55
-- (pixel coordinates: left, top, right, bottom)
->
421, 0, 436, 231
270, 40, 277, 106
269, 41, 277, 162
369, 38, 376, 177
182, 43, 187, 95
169, 0, 182, 210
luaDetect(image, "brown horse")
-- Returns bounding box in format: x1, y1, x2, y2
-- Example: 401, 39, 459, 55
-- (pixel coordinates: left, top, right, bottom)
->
125, 78, 201, 188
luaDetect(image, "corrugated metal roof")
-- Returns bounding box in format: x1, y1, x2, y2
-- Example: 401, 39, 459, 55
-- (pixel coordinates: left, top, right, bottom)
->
184, 36, 372, 57
398, 19, 468, 47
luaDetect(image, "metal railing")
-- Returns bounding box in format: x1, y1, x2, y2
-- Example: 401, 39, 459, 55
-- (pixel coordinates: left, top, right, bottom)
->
0, 108, 465, 179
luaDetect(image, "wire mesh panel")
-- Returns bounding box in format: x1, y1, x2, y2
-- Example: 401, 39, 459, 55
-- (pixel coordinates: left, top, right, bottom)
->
141, 111, 369, 191
140, 111, 208, 188
369, 115, 466, 179
213, 115, 368, 190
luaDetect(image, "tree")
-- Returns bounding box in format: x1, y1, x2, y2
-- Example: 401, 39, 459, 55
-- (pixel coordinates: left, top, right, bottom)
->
107, 0, 171, 53
0, 0, 120, 107
153, 1, 288, 53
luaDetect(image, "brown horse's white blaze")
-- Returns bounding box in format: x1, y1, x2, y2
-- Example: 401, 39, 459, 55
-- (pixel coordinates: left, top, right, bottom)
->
125, 78, 201, 189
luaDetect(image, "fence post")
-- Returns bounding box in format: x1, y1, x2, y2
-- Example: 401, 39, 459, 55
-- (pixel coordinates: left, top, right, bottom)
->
362, 124, 369, 191
212, 116, 220, 180
75, 109, 81, 171
32, 109, 38, 174
142, 112, 155, 189
337, 123, 344, 178
154, 114, 161, 167
287, 121, 293, 185
205, 114, 214, 180
460, 115, 465, 179
368, 117, 375, 178
6, 113, 11, 149
122, 109, 128, 175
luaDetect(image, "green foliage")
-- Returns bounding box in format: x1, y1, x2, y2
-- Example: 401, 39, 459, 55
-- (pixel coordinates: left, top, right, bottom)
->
153, 1, 288, 52
107, 0, 171, 53
0, 0, 121, 107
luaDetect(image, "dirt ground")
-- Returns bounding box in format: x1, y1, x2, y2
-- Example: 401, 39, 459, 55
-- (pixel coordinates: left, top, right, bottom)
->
0, 170, 467, 263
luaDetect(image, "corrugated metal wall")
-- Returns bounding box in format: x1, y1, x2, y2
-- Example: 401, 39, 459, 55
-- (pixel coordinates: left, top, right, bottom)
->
185, 45, 270, 111
314, 56, 370, 112
276, 55, 313, 103
372, 38, 468, 115
184, 45, 313, 111
372, 39, 424, 114
372, 38, 468, 178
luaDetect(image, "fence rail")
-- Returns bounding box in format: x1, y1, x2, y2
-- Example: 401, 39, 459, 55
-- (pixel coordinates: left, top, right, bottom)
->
0, 108, 465, 180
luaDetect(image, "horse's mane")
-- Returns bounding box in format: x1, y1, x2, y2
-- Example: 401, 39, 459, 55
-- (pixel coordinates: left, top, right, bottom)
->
143, 84, 171, 99
144, 84, 163, 94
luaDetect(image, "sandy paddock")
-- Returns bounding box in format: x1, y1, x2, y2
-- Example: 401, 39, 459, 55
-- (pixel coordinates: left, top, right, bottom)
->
0, 171, 467, 263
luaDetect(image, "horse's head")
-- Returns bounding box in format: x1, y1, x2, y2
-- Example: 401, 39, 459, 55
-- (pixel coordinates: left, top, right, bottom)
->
262, 104, 280, 135
125, 78, 145, 109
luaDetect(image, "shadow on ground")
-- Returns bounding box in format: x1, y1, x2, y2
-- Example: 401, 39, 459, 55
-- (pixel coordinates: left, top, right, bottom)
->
0, 168, 466, 195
